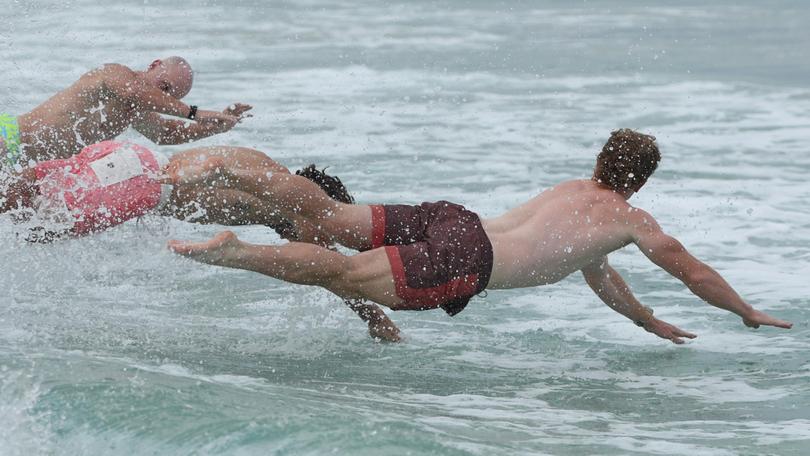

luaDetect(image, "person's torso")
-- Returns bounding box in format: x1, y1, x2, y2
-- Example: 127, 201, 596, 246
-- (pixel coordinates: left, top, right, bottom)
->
18, 68, 140, 161
32, 140, 168, 236
483, 180, 637, 289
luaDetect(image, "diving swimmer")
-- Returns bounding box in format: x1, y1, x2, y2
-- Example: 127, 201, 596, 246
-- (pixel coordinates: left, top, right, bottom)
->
166, 129, 793, 344
2, 140, 401, 342
0, 56, 250, 168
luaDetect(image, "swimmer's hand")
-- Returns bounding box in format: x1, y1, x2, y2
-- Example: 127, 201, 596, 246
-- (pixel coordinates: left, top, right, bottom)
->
742, 309, 793, 329
642, 317, 697, 344
223, 103, 253, 122
369, 318, 402, 343
194, 110, 239, 133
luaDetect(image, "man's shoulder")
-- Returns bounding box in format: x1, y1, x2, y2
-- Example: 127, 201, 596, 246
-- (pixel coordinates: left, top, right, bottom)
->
85, 63, 136, 80
622, 205, 662, 236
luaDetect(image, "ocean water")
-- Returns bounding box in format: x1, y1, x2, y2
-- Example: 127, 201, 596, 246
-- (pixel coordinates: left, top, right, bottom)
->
2, 1, 809, 454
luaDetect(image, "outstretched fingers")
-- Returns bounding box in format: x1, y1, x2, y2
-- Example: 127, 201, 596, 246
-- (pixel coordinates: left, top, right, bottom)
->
646, 318, 697, 345
743, 310, 793, 329
669, 326, 698, 345
225, 103, 253, 120
673, 326, 698, 339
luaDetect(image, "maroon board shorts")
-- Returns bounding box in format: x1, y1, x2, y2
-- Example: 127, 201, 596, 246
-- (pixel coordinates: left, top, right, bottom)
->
369, 201, 493, 316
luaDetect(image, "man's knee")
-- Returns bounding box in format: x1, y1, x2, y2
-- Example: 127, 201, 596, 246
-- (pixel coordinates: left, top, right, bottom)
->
279, 243, 353, 288
326, 251, 400, 306
321, 257, 363, 298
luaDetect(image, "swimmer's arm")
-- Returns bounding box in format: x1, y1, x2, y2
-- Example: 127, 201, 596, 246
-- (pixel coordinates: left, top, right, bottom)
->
133, 112, 236, 145
581, 257, 652, 323
306, 235, 400, 342
99, 64, 194, 119
344, 299, 402, 342
632, 210, 792, 329
581, 257, 696, 344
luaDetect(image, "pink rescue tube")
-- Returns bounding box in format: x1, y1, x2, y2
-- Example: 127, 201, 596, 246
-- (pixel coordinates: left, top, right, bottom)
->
33, 141, 170, 236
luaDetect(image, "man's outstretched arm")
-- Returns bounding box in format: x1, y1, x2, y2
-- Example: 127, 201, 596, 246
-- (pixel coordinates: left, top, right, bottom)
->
98, 64, 236, 125
631, 210, 792, 329
581, 257, 697, 344
133, 104, 252, 145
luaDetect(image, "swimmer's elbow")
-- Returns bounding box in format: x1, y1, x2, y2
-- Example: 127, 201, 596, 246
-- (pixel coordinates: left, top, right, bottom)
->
581, 257, 608, 281
581, 266, 608, 293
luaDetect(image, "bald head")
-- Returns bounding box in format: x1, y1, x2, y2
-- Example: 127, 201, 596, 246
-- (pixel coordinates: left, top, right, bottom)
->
146, 56, 194, 99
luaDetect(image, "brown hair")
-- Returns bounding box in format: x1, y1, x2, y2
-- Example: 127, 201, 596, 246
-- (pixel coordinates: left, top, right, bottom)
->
594, 129, 660, 192
295, 164, 354, 204
266, 165, 354, 240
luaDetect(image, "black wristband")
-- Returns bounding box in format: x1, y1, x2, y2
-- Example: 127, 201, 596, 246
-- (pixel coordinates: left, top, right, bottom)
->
187, 105, 198, 120
634, 306, 655, 327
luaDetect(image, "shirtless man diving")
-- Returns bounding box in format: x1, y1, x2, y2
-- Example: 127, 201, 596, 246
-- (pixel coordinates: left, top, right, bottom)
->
165, 129, 792, 344
0, 139, 401, 342
0, 56, 250, 168
162, 147, 402, 342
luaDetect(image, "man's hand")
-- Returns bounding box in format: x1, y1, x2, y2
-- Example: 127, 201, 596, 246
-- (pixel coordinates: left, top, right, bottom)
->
742, 309, 793, 329
642, 317, 697, 344
195, 110, 239, 134
223, 103, 253, 121
368, 316, 401, 343
344, 299, 402, 343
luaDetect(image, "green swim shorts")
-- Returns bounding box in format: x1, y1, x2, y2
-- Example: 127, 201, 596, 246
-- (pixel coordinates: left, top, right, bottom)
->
0, 113, 22, 168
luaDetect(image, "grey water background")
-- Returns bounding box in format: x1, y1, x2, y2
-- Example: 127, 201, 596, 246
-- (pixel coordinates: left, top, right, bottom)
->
2, 0, 810, 454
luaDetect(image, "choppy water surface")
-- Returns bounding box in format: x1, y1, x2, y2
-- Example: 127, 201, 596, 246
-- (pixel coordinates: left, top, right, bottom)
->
2, 1, 809, 454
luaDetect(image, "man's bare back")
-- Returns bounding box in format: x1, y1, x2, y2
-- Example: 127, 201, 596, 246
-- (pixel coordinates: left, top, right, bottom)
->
18, 64, 140, 159
485, 179, 637, 288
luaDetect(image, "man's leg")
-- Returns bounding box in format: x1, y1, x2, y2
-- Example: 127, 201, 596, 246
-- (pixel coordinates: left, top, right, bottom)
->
164, 159, 375, 251
165, 146, 290, 177
169, 231, 405, 309
162, 148, 402, 339
161, 184, 287, 227
161, 146, 296, 226
164, 187, 403, 340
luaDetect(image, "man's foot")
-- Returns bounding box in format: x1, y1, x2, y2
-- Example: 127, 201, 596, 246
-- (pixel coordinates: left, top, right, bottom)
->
742, 310, 793, 329
161, 156, 226, 186
168, 231, 243, 266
